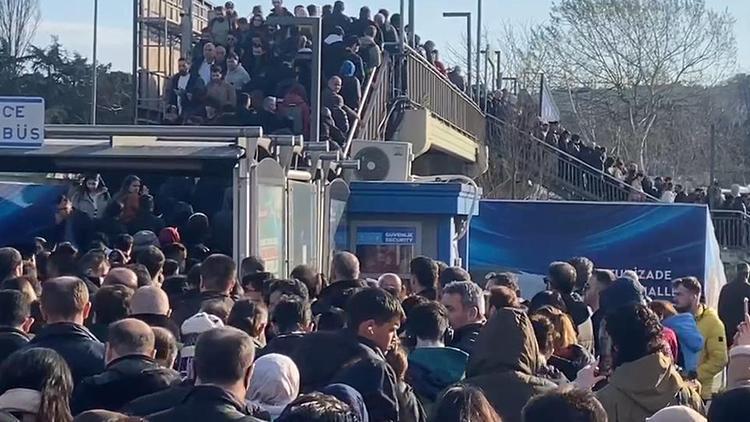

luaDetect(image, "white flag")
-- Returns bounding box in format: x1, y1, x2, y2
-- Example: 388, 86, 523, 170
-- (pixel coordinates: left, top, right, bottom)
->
541, 82, 560, 123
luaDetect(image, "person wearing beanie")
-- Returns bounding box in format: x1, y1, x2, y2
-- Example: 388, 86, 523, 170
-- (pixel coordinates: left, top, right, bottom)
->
158, 227, 181, 248
338, 60, 362, 117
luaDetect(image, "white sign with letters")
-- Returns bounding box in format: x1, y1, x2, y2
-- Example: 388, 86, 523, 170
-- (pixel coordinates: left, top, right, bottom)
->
0, 97, 45, 148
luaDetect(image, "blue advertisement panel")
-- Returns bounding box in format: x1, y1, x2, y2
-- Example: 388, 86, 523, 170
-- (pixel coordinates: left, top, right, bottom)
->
470, 201, 709, 300
0, 182, 67, 246
355, 226, 417, 276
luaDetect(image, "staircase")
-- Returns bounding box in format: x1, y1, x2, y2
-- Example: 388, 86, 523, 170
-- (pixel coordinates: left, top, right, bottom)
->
485, 115, 659, 202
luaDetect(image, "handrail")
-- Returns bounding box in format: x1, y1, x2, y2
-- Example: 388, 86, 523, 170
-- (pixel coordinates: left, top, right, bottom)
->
486, 114, 661, 202
403, 45, 481, 110
342, 66, 379, 158
403, 46, 485, 142
711, 209, 750, 250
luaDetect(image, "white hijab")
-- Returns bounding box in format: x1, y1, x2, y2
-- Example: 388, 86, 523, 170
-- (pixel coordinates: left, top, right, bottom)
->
246, 354, 300, 420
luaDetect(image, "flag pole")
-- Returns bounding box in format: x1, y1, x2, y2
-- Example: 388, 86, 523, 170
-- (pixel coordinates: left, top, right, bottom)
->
538, 73, 544, 121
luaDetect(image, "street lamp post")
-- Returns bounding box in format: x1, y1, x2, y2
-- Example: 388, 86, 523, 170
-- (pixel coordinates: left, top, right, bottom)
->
495, 50, 502, 91
91, 0, 99, 125
442, 12, 472, 95
476, 0, 482, 103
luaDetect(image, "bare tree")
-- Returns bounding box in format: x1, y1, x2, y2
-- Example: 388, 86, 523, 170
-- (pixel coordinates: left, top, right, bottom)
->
537, 0, 736, 171
0, 0, 41, 59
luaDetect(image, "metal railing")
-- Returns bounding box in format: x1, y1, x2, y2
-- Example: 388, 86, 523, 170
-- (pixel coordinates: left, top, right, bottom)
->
403, 47, 486, 142
360, 53, 392, 141
342, 66, 379, 157
712, 210, 750, 250
486, 115, 660, 202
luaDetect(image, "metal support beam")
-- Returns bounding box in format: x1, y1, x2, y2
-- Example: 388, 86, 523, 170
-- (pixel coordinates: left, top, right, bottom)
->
45, 125, 263, 139
475, 0, 482, 103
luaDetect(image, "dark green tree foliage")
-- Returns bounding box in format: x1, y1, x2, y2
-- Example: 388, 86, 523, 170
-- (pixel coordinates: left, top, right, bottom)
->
0, 37, 133, 124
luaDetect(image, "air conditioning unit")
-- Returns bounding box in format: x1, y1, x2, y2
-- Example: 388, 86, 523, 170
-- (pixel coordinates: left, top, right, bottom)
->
349, 140, 413, 182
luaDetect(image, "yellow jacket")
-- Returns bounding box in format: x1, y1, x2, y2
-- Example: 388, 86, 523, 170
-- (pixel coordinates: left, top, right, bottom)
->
695, 304, 728, 399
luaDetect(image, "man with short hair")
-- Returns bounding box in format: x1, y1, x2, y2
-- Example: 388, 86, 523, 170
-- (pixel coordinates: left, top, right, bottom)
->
265, 278, 310, 312
72, 319, 181, 413
166, 58, 205, 118
148, 327, 265, 422
313, 251, 365, 314
193, 42, 216, 85
268, 0, 293, 18
406, 301, 468, 405
548, 261, 594, 353
25, 276, 105, 384
136, 245, 165, 286
114, 234, 134, 262
585, 269, 616, 355
0, 289, 33, 364
260, 297, 313, 358
719, 262, 750, 346
0, 248, 22, 282
294, 288, 402, 421
152, 326, 179, 369
224, 54, 250, 90
378, 273, 405, 300
522, 386, 607, 422
277, 393, 358, 421
90, 284, 134, 342
568, 256, 594, 294
410, 256, 439, 300
442, 281, 485, 354
673, 276, 727, 400
172, 254, 237, 326
131, 286, 181, 341
438, 266, 471, 292
206, 65, 237, 109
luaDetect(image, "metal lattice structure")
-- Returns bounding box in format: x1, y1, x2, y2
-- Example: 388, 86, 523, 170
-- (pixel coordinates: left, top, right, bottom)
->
133, 0, 213, 124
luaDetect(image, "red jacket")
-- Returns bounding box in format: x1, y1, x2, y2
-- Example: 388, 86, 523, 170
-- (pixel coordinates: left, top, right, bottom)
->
662, 326, 680, 363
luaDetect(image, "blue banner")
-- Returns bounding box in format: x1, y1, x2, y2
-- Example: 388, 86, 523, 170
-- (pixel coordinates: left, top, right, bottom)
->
470, 201, 711, 300
0, 182, 66, 246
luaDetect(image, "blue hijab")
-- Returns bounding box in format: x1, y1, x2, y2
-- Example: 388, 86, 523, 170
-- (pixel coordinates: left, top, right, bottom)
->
321, 383, 369, 422
339, 60, 356, 77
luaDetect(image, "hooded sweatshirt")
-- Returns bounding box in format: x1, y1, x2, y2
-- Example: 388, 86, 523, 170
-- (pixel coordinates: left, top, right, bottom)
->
596, 353, 703, 422
464, 308, 555, 422
407, 346, 468, 403
662, 313, 704, 373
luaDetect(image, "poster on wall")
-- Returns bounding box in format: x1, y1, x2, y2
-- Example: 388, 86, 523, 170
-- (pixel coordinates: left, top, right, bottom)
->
470, 200, 724, 303
258, 184, 284, 275
356, 226, 416, 276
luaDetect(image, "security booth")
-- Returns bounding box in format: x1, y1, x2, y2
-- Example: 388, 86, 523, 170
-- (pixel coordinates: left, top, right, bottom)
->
0, 124, 330, 278
334, 181, 481, 280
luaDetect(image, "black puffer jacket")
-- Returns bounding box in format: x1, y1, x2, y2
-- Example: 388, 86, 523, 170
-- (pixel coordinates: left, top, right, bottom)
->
147, 385, 266, 422
71, 355, 181, 414
0, 326, 29, 365
24, 322, 105, 385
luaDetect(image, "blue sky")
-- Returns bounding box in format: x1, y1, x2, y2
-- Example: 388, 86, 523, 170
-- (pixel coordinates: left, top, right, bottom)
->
34, 0, 750, 74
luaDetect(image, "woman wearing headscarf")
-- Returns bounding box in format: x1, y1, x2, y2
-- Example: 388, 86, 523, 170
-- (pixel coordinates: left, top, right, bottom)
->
321, 383, 369, 422
246, 354, 300, 420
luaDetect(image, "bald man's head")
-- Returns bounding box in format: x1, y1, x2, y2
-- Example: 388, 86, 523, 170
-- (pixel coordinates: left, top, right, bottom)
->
104, 267, 138, 290
331, 251, 360, 282
106, 318, 155, 363
131, 286, 170, 316
378, 273, 403, 298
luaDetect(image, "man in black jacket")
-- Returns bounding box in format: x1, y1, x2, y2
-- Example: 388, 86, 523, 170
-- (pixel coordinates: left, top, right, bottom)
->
294, 288, 403, 422
72, 318, 181, 414
172, 254, 237, 326
259, 297, 312, 358
0, 290, 32, 364
719, 263, 750, 346
409, 257, 439, 300
548, 262, 594, 352
25, 276, 105, 384
131, 285, 181, 341
166, 58, 205, 117
147, 327, 265, 422
312, 251, 365, 315
442, 281, 486, 355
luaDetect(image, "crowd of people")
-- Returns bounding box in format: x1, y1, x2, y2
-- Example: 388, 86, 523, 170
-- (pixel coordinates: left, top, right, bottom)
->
163, 0, 396, 146
532, 121, 750, 209
4, 198, 750, 422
